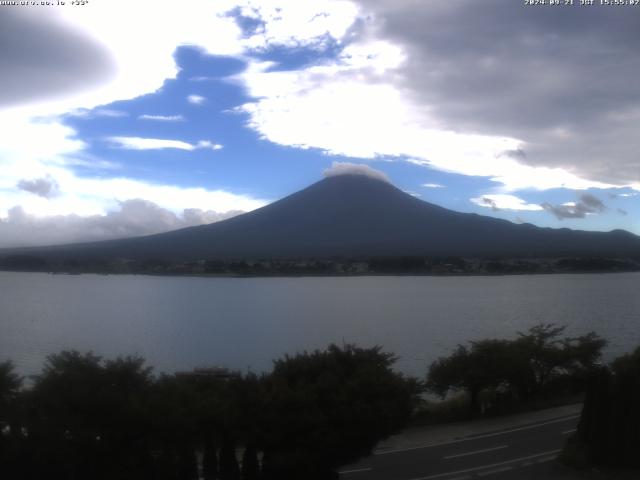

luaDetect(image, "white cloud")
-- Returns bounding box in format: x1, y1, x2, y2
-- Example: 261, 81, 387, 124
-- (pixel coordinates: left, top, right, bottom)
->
107, 137, 223, 151
5, 0, 635, 248
238, 55, 615, 192
187, 94, 206, 105
1, 167, 267, 225
0, 1, 255, 247
471, 194, 543, 212
0, 1, 368, 248
70, 108, 129, 118
423, 183, 444, 188
238, 0, 360, 50
0, 113, 263, 236
196, 140, 224, 150
0, 2, 243, 123
0, 200, 245, 248
138, 114, 185, 121
235, 8, 626, 193
46, 1, 241, 115
323, 161, 390, 183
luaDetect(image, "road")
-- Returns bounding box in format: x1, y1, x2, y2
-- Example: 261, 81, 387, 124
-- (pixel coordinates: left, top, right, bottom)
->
339, 411, 580, 480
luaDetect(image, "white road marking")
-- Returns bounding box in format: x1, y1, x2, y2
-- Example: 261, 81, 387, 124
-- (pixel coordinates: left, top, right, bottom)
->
477, 465, 513, 476
535, 456, 557, 464
444, 445, 508, 460
404, 449, 562, 480
339, 467, 372, 475
375, 415, 579, 455
562, 428, 577, 435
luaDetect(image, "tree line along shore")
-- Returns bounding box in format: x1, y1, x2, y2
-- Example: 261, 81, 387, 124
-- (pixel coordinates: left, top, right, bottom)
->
1, 254, 639, 276
0, 324, 638, 479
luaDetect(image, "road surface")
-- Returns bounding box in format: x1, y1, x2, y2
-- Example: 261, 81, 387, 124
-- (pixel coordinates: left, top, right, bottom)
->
339, 407, 580, 480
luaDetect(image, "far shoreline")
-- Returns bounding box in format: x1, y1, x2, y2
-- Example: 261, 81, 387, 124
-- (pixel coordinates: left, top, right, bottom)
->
2, 267, 639, 279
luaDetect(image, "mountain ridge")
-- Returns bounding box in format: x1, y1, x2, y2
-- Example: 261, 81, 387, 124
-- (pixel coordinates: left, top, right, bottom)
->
1, 174, 639, 261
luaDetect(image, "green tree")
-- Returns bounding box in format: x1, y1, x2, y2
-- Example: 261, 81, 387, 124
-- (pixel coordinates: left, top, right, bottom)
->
149, 374, 202, 480
515, 324, 606, 396
260, 344, 421, 479
427, 340, 516, 417
0, 361, 23, 478
25, 351, 155, 480
573, 347, 640, 468
427, 324, 607, 417
515, 323, 569, 393
0, 360, 21, 428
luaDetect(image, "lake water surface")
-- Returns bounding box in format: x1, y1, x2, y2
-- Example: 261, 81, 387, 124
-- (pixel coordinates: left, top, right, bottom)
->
1, 271, 639, 377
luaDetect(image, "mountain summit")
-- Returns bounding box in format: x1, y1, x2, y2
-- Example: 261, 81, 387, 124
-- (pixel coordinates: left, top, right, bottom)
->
4, 174, 640, 260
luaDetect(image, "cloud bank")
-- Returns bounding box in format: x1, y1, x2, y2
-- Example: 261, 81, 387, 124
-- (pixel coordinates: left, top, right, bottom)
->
0, 200, 243, 248
356, 0, 640, 189
236, 0, 639, 193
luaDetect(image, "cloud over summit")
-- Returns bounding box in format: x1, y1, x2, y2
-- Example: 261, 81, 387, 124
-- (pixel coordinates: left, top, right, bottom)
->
323, 162, 391, 183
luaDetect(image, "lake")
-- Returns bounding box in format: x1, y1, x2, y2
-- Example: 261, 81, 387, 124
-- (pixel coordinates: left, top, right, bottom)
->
1, 271, 639, 378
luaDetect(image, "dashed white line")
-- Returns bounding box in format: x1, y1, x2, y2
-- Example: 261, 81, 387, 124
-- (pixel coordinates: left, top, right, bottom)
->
444, 445, 508, 460
404, 449, 562, 480
477, 465, 513, 476
535, 456, 557, 464
339, 467, 372, 475
562, 428, 577, 435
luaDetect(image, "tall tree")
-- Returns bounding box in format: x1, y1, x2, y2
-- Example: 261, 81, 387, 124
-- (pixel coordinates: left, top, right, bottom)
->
260, 344, 421, 479
427, 340, 516, 416
427, 324, 607, 416
25, 351, 155, 480
0, 360, 23, 478
575, 347, 640, 468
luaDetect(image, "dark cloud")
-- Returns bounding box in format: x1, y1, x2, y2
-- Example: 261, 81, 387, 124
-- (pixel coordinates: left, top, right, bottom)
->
579, 193, 606, 212
541, 193, 607, 220
0, 10, 116, 109
480, 197, 500, 212
617, 208, 628, 216
17, 177, 59, 199
0, 200, 243, 248
357, 0, 640, 186
542, 203, 585, 220
501, 149, 527, 161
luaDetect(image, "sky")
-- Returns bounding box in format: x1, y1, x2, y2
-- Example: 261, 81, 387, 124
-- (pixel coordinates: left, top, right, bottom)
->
1, 0, 639, 247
